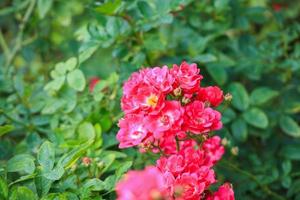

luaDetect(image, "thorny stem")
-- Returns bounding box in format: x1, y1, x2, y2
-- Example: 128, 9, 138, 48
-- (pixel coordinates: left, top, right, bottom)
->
220, 160, 285, 200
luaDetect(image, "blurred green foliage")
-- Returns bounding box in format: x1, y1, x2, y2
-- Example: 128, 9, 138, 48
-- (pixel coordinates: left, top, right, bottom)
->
0, 0, 300, 199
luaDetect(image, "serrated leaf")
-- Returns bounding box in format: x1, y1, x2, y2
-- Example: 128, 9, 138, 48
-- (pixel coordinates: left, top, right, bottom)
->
250, 87, 279, 105
243, 108, 268, 129
7, 154, 35, 174
67, 69, 86, 91
279, 116, 300, 137
38, 141, 55, 171
231, 118, 248, 142
228, 83, 249, 111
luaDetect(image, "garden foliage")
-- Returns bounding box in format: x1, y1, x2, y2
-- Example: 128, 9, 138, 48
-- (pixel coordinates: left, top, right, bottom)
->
0, 0, 300, 199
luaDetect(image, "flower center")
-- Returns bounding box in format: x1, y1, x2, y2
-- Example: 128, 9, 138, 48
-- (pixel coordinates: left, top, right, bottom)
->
146, 94, 158, 107
160, 115, 170, 125
130, 130, 143, 139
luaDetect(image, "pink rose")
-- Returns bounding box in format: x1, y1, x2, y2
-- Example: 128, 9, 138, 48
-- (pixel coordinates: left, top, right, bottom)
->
206, 183, 235, 200
144, 66, 175, 94
116, 114, 149, 148
146, 101, 184, 138
183, 101, 222, 134
197, 86, 224, 107
202, 136, 225, 167
116, 166, 167, 200
171, 62, 203, 94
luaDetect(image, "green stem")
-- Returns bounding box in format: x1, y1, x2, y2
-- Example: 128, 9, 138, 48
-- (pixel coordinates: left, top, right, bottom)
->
0, 29, 10, 58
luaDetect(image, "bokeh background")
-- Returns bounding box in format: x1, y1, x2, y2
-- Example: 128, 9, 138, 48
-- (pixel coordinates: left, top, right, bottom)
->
0, 0, 300, 199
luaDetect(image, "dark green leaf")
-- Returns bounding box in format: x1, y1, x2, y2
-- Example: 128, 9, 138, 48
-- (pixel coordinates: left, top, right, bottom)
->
243, 108, 268, 129
231, 118, 248, 142
7, 154, 35, 174
250, 87, 279, 105
228, 83, 250, 111
279, 116, 300, 138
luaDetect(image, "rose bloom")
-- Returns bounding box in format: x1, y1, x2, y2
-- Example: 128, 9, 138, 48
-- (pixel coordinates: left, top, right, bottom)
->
144, 66, 175, 94
157, 146, 217, 199
146, 101, 184, 138
171, 62, 203, 94
116, 114, 149, 148
206, 183, 235, 200
183, 101, 222, 134
202, 136, 225, 167
121, 82, 164, 114
197, 86, 224, 107
116, 166, 167, 200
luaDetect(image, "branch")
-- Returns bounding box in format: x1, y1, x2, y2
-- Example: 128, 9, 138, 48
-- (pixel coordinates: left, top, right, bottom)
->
4, 0, 36, 72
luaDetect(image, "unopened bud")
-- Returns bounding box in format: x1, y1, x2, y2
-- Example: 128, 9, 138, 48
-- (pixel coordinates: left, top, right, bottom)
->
231, 146, 239, 156
82, 157, 92, 166
224, 93, 232, 101
97, 161, 104, 169
221, 138, 229, 146
182, 97, 191, 104
173, 87, 182, 96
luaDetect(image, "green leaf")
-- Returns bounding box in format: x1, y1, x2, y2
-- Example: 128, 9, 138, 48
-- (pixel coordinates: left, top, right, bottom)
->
95, 0, 122, 15
57, 140, 93, 169
78, 122, 96, 142
281, 144, 300, 160
250, 87, 279, 105
138, 1, 154, 18
65, 57, 77, 72
116, 161, 132, 178
206, 64, 227, 85
279, 116, 300, 137
38, 141, 55, 171
282, 160, 292, 176
0, 125, 14, 137
35, 168, 52, 197
43, 166, 64, 181
82, 178, 105, 191
221, 108, 236, 124
37, 0, 53, 19
243, 108, 268, 129
44, 77, 65, 93
0, 176, 8, 200
67, 69, 86, 92
194, 54, 217, 63
231, 118, 248, 142
7, 154, 35, 174
228, 83, 250, 111
9, 186, 37, 200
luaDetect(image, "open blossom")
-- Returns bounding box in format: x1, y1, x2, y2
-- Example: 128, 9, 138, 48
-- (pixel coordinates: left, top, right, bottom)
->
146, 101, 184, 138
183, 101, 222, 134
171, 61, 203, 94
202, 136, 225, 167
144, 66, 175, 94
117, 114, 149, 148
121, 83, 164, 114
157, 146, 217, 199
206, 183, 235, 200
116, 166, 166, 200
197, 86, 224, 107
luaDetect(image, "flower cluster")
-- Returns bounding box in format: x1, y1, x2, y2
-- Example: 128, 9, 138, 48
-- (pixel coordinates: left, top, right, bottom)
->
116, 62, 234, 200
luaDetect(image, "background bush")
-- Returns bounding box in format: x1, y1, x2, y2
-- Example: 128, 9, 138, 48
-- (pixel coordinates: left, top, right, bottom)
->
0, 0, 300, 199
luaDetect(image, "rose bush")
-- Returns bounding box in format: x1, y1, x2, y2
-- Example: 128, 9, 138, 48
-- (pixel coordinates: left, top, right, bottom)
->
0, 0, 299, 199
